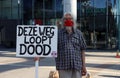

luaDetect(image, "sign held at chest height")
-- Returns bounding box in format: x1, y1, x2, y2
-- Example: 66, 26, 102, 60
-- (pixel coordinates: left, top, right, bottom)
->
16, 25, 58, 57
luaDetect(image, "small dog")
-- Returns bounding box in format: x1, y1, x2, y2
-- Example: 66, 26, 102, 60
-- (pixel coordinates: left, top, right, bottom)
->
48, 71, 59, 78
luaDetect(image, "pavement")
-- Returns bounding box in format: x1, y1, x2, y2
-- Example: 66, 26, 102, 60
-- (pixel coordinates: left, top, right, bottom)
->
0, 49, 120, 78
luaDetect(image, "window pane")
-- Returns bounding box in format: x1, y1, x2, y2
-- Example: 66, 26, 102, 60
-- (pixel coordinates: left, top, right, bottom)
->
23, 0, 32, 24
0, 0, 12, 19
34, 0, 43, 24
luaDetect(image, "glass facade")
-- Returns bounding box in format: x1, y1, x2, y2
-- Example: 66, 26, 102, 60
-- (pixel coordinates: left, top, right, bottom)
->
0, 0, 120, 49
0, 0, 22, 19
77, 0, 118, 49
23, 0, 63, 25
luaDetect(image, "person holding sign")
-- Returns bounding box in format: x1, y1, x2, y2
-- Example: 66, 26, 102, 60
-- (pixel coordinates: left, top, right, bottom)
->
56, 13, 87, 78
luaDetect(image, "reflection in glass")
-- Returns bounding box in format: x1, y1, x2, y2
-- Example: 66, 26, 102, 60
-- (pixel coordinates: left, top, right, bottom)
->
0, 0, 119, 49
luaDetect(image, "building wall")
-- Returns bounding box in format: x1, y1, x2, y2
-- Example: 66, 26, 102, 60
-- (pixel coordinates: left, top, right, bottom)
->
0, 0, 22, 19
0, 0, 120, 49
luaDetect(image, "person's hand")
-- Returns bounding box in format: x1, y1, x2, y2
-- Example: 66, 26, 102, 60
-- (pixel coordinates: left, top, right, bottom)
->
34, 57, 39, 61
81, 66, 87, 76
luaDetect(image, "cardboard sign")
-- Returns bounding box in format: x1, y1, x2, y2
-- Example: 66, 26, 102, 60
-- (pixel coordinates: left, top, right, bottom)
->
16, 25, 58, 57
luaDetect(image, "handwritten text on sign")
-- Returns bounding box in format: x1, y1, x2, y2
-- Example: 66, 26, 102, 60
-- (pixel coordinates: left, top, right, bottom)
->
16, 25, 58, 57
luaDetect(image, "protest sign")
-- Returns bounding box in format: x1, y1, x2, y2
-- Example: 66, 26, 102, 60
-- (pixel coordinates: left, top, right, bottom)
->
16, 25, 58, 57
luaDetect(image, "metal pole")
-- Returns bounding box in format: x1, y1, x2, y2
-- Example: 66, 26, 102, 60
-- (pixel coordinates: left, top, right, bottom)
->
116, 0, 118, 50
21, 0, 23, 24
54, 0, 56, 25
106, 0, 109, 48
43, 0, 45, 25
11, 0, 12, 19
32, 0, 34, 25
79, 1, 81, 17
115, 0, 118, 50
118, 0, 120, 51
35, 60, 39, 78
93, 0, 96, 49
1, 0, 3, 19
71, 0, 77, 21
18, 0, 20, 25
